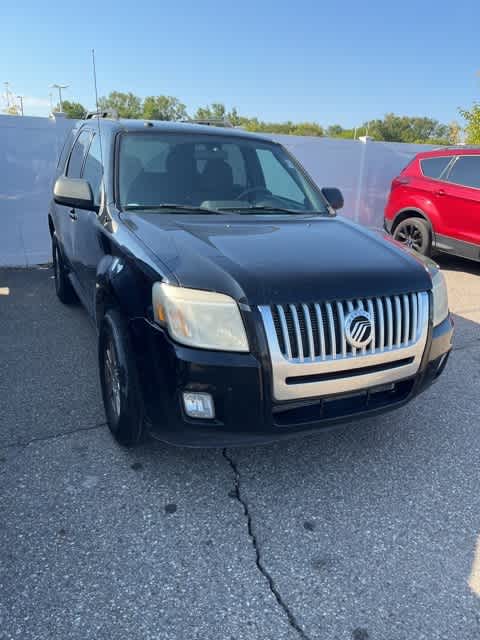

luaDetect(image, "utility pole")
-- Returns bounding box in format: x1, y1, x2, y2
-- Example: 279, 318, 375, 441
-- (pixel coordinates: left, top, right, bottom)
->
3, 81, 11, 107
50, 83, 69, 112
17, 95, 24, 116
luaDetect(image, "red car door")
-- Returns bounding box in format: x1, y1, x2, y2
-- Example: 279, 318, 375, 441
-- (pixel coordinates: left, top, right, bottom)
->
433, 154, 480, 260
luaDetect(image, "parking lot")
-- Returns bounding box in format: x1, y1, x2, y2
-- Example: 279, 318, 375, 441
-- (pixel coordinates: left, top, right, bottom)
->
1, 256, 480, 640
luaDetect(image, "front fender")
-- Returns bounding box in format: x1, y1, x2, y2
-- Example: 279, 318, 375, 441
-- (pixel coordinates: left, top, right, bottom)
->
95, 255, 151, 329
393, 196, 440, 231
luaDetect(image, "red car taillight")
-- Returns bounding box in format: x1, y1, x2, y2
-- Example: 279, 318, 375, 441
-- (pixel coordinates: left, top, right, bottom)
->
391, 176, 410, 189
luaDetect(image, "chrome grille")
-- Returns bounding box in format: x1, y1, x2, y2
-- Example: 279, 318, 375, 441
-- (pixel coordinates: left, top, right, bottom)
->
263, 292, 428, 363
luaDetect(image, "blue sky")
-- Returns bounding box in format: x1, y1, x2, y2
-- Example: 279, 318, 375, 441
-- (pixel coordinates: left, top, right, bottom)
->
1, 0, 479, 126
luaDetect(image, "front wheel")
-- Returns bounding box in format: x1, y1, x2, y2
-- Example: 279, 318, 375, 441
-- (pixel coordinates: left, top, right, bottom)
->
393, 217, 432, 256
99, 309, 145, 446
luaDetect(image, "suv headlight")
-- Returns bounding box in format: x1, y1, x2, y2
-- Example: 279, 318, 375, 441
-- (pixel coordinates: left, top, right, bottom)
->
152, 283, 249, 352
431, 269, 449, 326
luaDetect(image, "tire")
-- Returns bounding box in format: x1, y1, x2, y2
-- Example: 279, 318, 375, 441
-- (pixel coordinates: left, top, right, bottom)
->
393, 217, 432, 256
99, 308, 145, 446
52, 235, 77, 304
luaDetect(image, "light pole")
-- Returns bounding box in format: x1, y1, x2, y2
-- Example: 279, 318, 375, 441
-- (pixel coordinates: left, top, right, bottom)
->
50, 83, 69, 112
17, 96, 24, 116
3, 81, 11, 107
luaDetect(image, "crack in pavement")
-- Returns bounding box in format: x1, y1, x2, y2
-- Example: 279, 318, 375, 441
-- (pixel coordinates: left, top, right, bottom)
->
222, 448, 311, 640
0, 423, 106, 455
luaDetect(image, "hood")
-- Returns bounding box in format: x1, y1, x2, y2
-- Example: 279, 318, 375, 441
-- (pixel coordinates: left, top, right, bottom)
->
123, 213, 432, 305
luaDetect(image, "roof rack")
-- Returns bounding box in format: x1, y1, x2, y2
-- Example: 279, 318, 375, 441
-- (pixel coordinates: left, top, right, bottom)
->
180, 118, 234, 128
85, 109, 119, 120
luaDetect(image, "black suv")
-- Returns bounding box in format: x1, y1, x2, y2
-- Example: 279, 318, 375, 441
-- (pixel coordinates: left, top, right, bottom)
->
49, 114, 453, 447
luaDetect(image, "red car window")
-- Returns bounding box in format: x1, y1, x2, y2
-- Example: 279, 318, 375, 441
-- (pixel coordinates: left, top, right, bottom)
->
446, 156, 480, 189
420, 156, 452, 179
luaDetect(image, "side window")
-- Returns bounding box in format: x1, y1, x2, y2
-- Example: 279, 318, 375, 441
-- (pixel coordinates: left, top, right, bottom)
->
256, 148, 305, 204
82, 134, 103, 206
420, 156, 452, 180
446, 156, 480, 189
66, 131, 91, 178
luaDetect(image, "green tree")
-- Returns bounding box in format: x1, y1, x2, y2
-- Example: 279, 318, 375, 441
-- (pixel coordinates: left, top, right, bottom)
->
326, 124, 345, 137
193, 103, 243, 125
57, 100, 87, 119
2, 104, 20, 116
339, 129, 357, 139
290, 122, 324, 136
241, 116, 261, 132
459, 103, 480, 144
143, 95, 188, 121
448, 121, 462, 144
326, 125, 357, 139
195, 103, 226, 122
228, 107, 243, 126
366, 114, 449, 143
194, 102, 227, 120
241, 118, 324, 136
98, 91, 142, 119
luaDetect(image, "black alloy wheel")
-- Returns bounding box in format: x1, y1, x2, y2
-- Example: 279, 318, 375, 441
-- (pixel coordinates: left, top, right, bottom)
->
393, 217, 432, 256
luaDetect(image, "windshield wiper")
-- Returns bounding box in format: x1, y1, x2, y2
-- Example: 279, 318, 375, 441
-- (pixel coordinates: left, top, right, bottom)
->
218, 205, 323, 215
123, 203, 225, 214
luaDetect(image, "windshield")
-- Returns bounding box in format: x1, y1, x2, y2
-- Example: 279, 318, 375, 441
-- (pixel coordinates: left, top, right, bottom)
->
117, 132, 327, 214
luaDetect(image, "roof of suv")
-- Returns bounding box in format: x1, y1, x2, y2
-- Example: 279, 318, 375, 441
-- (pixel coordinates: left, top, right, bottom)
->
83, 117, 275, 144
414, 146, 480, 160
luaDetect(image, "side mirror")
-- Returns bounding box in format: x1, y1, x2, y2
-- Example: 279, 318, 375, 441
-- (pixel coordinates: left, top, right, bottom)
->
54, 176, 96, 211
321, 187, 344, 211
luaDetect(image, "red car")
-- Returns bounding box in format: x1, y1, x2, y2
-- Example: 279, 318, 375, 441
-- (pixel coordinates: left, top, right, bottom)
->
384, 147, 480, 262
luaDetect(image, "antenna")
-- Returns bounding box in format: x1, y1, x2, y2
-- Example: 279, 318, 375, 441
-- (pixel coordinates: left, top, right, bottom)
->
91, 49, 104, 167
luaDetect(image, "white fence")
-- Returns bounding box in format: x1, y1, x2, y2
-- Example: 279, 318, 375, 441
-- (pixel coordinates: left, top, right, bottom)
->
0, 114, 434, 267
1, 115, 73, 266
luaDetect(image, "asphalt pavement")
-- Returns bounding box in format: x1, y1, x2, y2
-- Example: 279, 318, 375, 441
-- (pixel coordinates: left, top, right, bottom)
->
1, 256, 480, 640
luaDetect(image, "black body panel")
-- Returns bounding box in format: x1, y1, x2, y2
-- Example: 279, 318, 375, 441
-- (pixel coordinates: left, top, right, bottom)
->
129, 314, 453, 447
123, 212, 432, 305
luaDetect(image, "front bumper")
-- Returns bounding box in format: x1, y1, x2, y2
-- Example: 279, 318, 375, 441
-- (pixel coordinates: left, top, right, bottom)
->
129, 313, 453, 447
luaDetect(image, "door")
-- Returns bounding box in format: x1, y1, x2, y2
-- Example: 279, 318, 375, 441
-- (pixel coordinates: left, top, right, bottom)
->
74, 133, 105, 310
56, 130, 92, 268
434, 154, 480, 258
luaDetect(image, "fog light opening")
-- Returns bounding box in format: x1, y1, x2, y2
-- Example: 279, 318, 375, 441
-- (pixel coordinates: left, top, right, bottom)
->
182, 392, 215, 419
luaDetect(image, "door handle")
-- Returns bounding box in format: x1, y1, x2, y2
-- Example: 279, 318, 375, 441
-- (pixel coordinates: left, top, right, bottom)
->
435, 189, 446, 197
69, 208, 78, 220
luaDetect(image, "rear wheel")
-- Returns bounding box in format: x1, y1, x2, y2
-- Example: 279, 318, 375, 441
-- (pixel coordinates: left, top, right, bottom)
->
52, 236, 77, 304
393, 217, 432, 256
99, 309, 145, 446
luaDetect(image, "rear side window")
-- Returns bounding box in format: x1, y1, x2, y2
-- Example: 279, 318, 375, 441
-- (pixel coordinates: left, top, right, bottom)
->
66, 131, 92, 178
82, 134, 103, 206
446, 156, 480, 189
420, 156, 451, 179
